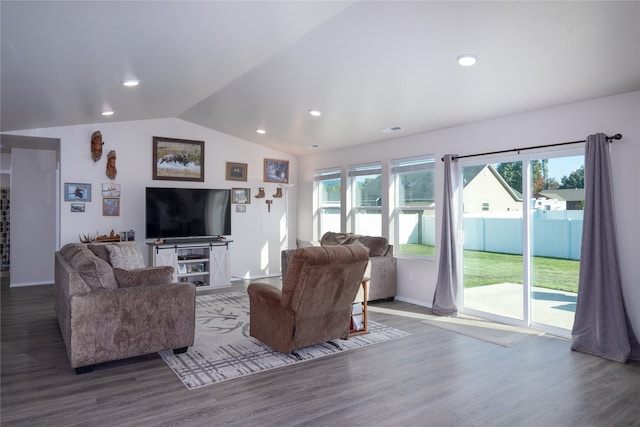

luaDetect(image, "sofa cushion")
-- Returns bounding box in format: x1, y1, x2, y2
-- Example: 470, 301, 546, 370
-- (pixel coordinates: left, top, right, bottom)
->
347, 235, 389, 257
113, 266, 174, 288
320, 232, 352, 246
320, 232, 389, 257
89, 242, 139, 264
67, 248, 119, 291
60, 243, 87, 260
296, 238, 320, 248
106, 244, 146, 269
350, 239, 371, 255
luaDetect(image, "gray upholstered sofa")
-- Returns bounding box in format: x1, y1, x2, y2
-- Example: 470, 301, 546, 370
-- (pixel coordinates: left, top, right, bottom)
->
55, 242, 196, 373
281, 232, 397, 302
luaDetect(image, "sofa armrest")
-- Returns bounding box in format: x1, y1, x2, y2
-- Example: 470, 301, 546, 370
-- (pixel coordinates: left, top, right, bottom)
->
66, 283, 196, 368
383, 244, 394, 257
365, 255, 397, 301
247, 282, 295, 353
247, 282, 283, 305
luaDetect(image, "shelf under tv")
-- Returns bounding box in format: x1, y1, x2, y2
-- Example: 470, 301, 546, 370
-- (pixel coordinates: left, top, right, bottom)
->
162, 236, 226, 244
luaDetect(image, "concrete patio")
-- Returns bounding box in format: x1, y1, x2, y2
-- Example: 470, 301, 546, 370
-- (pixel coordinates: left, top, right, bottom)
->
463, 282, 577, 332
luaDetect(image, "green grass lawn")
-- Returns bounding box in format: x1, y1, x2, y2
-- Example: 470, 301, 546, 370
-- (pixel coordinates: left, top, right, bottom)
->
400, 244, 579, 293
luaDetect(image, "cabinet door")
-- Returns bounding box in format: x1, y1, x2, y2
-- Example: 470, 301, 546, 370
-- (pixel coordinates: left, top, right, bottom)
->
209, 245, 230, 286
152, 248, 178, 282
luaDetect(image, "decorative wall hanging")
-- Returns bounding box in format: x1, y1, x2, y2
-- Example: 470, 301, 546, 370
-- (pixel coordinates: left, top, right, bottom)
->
255, 187, 265, 198
70, 203, 85, 213
152, 136, 204, 182
264, 158, 289, 183
64, 183, 91, 202
231, 188, 250, 204
265, 199, 273, 212
106, 150, 117, 180
226, 162, 248, 181
102, 197, 120, 216
102, 183, 121, 197
91, 130, 104, 162
273, 188, 283, 198
235, 205, 246, 213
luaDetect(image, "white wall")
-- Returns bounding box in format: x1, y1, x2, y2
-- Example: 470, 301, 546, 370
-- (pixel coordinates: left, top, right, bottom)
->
6, 118, 297, 280
298, 91, 640, 335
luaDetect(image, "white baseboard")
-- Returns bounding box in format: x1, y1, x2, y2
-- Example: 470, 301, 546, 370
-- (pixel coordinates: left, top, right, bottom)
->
10, 281, 53, 288
394, 295, 432, 309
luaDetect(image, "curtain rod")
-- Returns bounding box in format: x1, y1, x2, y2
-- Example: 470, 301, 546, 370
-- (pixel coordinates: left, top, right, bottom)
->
441, 133, 622, 162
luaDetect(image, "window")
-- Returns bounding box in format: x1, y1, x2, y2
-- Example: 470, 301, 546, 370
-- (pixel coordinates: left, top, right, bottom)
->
348, 163, 382, 236
391, 156, 435, 257
314, 168, 341, 239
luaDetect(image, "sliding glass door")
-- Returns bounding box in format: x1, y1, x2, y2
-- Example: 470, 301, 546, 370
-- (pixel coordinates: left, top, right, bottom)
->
461, 160, 525, 322
461, 150, 583, 335
528, 154, 583, 332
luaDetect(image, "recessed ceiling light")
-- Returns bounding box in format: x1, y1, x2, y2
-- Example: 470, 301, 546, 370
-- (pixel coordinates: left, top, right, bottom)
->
457, 54, 478, 67
308, 109, 322, 117
101, 109, 114, 116
121, 79, 140, 87
256, 129, 266, 135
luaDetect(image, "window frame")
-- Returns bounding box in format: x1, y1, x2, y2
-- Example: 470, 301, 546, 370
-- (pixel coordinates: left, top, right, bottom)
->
391, 155, 436, 259
313, 167, 342, 240
347, 162, 383, 236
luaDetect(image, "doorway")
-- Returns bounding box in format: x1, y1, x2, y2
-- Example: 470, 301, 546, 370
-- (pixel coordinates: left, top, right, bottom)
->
0, 134, 60, 287
460, 150, 584, 336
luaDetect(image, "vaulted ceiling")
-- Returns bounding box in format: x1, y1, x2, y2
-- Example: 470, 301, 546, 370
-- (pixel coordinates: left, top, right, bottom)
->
2, 1, 639, 156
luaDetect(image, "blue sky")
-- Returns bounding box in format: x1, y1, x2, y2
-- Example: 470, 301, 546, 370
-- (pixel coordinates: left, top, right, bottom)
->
546, 155, 584, 181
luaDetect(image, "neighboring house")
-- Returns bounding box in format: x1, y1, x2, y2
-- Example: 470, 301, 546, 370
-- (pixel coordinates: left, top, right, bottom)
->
534, 197, 566, 210
539, 189, 585, 210
462, 165, 522, 214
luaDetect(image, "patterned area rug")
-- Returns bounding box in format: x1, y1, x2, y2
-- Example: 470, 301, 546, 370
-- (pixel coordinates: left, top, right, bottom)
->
160, 291, 410, 389
422, 313, 545, 347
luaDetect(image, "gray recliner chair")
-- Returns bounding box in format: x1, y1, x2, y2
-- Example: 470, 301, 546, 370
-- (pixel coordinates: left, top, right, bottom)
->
248, 244, 368, 354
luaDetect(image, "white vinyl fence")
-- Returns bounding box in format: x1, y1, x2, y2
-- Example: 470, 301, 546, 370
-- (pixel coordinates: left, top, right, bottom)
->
404, 210, 583, 260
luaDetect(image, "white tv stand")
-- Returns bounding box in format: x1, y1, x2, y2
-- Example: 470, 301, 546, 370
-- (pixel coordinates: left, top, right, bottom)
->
147, 240, 232, 290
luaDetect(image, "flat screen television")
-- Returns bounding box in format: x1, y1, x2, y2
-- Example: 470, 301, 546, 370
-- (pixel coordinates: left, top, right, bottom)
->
145, 187, 231, 241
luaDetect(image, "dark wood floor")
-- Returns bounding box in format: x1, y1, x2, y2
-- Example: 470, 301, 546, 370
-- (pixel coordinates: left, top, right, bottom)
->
2, 278, 639, 427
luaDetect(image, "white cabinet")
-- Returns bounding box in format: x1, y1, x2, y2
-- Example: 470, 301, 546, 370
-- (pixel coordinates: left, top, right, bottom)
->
147, 241, 232, 289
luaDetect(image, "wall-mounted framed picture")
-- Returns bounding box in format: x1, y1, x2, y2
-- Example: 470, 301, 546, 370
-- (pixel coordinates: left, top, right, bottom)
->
226, 162, 248, 181
231, 188, 250, 204
64, 183, 91, 202
152, 136, 204, 182
235, 205, 246, 213
102, 183, 121, 197
70, 203, 85, 213
102, 197, 120, 216
264, 158, 289, 183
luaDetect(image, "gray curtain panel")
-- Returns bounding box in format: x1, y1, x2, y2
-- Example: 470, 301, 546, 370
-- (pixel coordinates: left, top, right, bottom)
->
433, 154, 459, 316
571, 133, 639, 363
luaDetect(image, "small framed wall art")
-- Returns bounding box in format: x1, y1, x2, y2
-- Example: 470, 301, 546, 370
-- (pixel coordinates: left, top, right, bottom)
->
152, 136, 205, 182
264, 158, 289, 184
70, 203, 85, 213
64, 183, 91, 202
231, 188, 251, 204
226, 162, 248, 181
102, 183, 121, 197
102, 197, 120, 216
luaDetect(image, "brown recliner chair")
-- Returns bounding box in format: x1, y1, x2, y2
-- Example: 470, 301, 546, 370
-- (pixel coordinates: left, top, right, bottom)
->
248, 244, 369, 354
